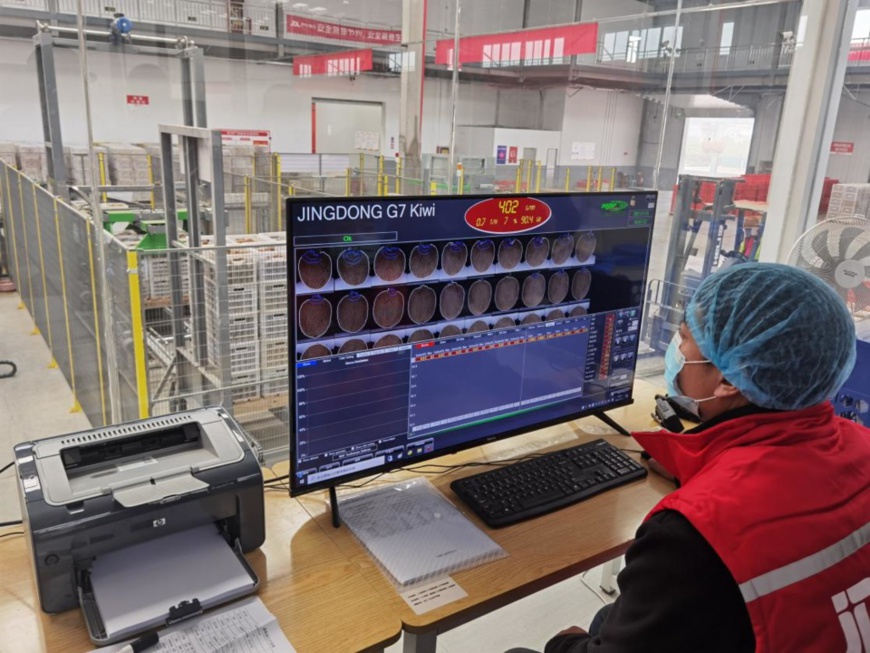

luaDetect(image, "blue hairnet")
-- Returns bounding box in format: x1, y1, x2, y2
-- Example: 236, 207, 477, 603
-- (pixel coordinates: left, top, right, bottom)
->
685, 263, 856, 411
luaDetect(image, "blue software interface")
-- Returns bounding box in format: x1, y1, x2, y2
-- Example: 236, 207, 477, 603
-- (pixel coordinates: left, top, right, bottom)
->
287, 193, 657, 494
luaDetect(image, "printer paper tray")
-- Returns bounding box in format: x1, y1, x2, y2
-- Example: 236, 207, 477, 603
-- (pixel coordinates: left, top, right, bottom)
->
80, 523, 259, 645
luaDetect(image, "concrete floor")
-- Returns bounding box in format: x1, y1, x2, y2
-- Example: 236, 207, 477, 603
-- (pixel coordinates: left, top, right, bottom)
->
0, 291, 91, 525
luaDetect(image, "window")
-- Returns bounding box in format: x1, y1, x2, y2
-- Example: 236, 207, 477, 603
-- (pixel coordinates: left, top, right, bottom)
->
720, 21, 734, 56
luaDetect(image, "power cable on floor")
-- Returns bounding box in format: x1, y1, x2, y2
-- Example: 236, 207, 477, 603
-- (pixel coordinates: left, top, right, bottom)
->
0, 360, 16, 379
0, 462, 13, 475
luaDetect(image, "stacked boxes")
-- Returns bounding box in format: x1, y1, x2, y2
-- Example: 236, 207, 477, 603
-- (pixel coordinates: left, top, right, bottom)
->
141, 142, 182, 185
102, 143, 150, 187
257, 234, 289, 396
65, 145, 107, 187
203, 236, 262, 401
16, 144, 48, 182
0, 142, 17, 167
827, 184, 870, 220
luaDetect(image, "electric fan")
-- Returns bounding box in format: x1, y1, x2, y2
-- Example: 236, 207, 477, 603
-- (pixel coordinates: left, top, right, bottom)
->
788, 216, 870, 336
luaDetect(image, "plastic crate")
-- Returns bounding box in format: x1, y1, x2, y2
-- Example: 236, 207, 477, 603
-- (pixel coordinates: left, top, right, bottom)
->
209, 340, 260, 375
261, 338, 289, 371
206, 313, 258, 343
205, 278, 258, 315
259, 281, 288, 314
257, 248, 288, 283
260, 312, 288, 340
231, 372, 261, 402
261, 369, 289, 397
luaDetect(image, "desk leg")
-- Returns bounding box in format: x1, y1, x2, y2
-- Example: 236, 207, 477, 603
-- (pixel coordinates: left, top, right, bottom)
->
600, 557, 622, 595
403, 630, 438, 653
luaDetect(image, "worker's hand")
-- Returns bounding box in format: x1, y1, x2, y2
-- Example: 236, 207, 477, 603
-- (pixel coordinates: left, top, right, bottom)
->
556, 626, 588, 637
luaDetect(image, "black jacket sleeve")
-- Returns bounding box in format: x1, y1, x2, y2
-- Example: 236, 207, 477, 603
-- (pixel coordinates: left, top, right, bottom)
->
544, 510, 755, 653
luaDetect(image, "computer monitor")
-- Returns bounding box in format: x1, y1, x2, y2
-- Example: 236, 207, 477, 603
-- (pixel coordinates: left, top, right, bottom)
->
286, 192, 657, 496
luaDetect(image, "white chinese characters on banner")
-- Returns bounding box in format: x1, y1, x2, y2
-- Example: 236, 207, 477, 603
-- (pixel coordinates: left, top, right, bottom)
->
571, 142, 595, 161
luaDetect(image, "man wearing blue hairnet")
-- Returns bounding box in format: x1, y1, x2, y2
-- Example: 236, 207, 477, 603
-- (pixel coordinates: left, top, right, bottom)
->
523, 263, 870, 653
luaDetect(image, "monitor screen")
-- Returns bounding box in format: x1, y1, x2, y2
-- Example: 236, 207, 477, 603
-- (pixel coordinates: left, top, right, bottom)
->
287, 192, 657, 495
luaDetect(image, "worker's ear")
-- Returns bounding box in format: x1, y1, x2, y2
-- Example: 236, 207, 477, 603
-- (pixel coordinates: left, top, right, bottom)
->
713, 374, 743, 399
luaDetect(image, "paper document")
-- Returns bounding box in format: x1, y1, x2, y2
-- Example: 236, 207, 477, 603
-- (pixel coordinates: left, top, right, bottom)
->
92, 597, 295, 653
90, 524, 256, 640
341, 478, 506, 587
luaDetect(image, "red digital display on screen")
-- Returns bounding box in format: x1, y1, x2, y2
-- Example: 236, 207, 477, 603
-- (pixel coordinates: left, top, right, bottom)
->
464, 197, 552, 234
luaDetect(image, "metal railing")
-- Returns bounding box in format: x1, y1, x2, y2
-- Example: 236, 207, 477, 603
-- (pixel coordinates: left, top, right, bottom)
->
1, 159, 112, 426
53, 0, 278, 38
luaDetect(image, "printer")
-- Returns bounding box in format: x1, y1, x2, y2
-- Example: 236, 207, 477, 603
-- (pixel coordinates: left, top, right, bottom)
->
14, 407, 265, 645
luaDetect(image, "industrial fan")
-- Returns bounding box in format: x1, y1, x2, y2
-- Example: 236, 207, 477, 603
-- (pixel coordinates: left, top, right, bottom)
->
788, 216, 870, 334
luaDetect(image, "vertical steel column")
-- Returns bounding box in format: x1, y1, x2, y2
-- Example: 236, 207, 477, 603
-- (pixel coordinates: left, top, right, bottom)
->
399, 0, 426, 182
208, 128, 232, 410
182, 133, 210, 366
33, 32, 68, 199
180, 47, 208, 128
161, 131, 189, 410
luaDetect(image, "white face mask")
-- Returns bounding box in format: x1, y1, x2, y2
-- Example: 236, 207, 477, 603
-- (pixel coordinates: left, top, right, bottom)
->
664, 331, 716, 420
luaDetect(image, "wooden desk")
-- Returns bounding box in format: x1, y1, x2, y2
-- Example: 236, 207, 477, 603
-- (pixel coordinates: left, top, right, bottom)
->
296, 380, 674, 652
0, 479, 402, 652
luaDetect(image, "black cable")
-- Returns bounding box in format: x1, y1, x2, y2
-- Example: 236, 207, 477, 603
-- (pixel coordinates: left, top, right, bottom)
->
0, 531, 23, 540
263, 474, 289, 485
0, 520, 23, 528
0, 361, 16, 379
0, 461, 14, 475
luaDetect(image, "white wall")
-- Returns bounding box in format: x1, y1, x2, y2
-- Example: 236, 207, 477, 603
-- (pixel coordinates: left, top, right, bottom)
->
0, 38, 403, 153
492, 128, 561, 161
558, 88, 644, 167
825, 92, 870, 184
0, 39, 528, 156
0, 38, 648, 167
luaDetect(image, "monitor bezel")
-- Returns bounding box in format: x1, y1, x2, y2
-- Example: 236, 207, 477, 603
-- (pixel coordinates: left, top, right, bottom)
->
286, 190, 656, 496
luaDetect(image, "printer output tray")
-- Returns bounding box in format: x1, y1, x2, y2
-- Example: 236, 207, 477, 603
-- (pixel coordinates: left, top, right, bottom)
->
79, 524, 259, 645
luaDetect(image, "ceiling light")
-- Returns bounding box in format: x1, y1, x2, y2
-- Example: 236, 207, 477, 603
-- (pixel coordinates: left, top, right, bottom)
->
291, 3, 308, 8
310, 7, 328, 13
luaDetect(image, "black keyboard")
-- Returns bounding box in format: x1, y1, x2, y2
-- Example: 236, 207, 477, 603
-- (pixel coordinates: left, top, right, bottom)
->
450, 439, 648, 528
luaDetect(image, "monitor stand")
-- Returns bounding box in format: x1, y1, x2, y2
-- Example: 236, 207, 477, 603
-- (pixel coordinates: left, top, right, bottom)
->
329, 486, 342, 528
594, 411, 631, 436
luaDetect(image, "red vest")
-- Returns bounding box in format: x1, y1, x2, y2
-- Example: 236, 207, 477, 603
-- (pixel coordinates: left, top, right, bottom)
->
633, 403, 870, 653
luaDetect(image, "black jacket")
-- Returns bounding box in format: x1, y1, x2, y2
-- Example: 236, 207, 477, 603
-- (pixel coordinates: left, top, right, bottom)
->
544, 507, 755, 652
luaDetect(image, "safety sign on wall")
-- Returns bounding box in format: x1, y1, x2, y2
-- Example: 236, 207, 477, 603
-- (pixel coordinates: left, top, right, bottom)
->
220, 129, 272, 148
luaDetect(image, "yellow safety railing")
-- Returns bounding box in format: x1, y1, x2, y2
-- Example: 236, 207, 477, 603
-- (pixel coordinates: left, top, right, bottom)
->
146, 153, 156, 209
127, 250, 149, 419
273, 153, 282, 231
565, 168, 571, 192
515, 165, 522, 192
395, 156, 402, 195
244, 176, 253, 233
98, 151, 108, 203
535, 162, 542, 193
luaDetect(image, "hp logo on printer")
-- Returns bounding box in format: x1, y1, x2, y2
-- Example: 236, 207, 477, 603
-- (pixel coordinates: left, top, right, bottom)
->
153, 518, 166, 528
